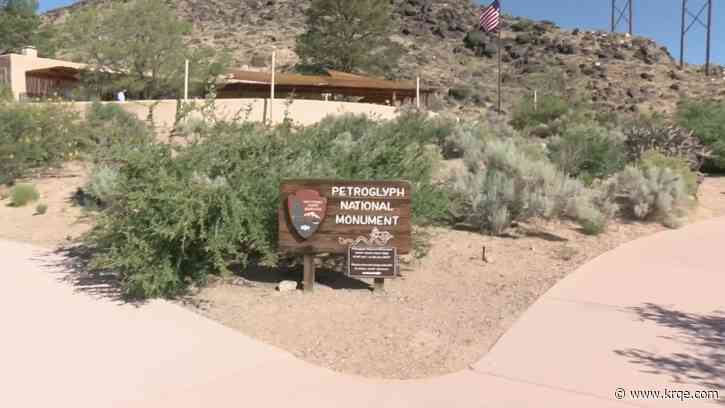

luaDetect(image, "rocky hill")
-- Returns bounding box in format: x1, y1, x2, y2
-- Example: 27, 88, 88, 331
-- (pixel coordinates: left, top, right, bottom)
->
43, 0, 725, 117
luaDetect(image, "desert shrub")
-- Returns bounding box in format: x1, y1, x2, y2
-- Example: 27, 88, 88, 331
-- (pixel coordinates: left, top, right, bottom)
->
35, 202, 48, 215
615, 165, 689, 226
448, 86, 474, 101
566, 181, 618, 235
84, 102, 153, 161
676, 99, 725, 172
623, 124, 711, 171
0, 102, 87, 184
9, 184, 39, 207
510, 19, 535, 32
511, 94, 569, 130
85, 113, 451, 298
454, 139, 598, 235
463, 30, 494, 57
85, 166, 121, 206
0, 85, 12, 102
548, 123, 627, 181
639, 150, 698, 196
441, 119, 495, 159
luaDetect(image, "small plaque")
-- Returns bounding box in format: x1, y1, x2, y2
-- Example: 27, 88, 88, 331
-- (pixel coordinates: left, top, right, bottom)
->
347, 247, 398, 279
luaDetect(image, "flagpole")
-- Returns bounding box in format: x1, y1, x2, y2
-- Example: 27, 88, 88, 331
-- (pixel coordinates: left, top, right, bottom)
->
497, 0, 502, 114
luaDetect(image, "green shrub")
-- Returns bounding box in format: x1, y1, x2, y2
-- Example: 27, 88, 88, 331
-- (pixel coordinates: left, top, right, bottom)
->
676, 99, 725, 172
511, 94, 569, 130
448, 86, 474, 101
9, 184, 40, 207
84, 102, 153, 161
35, 202, 48, 215
463, 31, 494, 57
639, 150, 698, 196
0, 85, 12, 102
616, 165, 689, 226
548, 123, 627, 180
0, 102, 87, 184
85, 113, 451, 298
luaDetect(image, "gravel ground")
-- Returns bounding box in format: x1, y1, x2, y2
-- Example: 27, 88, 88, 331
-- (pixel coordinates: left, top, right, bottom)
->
0, 162, 92, 248
2, 167, 721, 381
186, 178, 725, 380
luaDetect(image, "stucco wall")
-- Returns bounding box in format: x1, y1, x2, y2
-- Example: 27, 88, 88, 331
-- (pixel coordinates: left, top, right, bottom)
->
71, 98, 399, 132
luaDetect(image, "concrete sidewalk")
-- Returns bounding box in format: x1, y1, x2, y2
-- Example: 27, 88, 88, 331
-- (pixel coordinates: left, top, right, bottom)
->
1, 218, 723, 407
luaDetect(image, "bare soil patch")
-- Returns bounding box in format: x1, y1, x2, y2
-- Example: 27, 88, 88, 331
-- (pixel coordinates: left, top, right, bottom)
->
187, 177, 725, 380
0, 162, 92, 248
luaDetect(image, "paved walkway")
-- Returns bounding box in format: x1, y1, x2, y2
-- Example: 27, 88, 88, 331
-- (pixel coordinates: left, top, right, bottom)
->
1, 218, 723, 407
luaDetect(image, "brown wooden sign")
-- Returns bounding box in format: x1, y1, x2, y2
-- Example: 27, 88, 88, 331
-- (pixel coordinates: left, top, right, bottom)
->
347, 247, 398, 278
279, 179, 412, 254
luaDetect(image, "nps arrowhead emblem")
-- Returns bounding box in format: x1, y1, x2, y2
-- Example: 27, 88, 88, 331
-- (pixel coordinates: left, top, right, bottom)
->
287, 189, 327, 240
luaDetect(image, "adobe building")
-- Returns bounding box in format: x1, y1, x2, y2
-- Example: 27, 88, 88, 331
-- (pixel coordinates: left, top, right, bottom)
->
0, 46, 86, 100
1, 47, 434, 106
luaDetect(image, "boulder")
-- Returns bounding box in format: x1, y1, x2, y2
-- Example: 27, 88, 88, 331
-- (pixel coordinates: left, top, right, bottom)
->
556, 42, 575, 55
276, 280, 298, 292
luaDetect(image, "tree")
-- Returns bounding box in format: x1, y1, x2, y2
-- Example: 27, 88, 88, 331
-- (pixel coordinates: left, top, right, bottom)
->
295, 0, 400, 75
0, 0, 53, 55
61, 0, 228, 99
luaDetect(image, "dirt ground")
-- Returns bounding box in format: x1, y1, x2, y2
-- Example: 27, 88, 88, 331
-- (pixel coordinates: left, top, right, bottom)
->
1, 166, 723, 380
0, 162, 92, 247
187, 177, 725, 380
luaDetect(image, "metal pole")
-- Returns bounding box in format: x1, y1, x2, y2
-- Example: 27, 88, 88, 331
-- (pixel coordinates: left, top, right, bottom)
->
705, 0, 712, 76
184, 59, 189, 101
497, 0, 502, 114
628, 0, 633, 35
611, 0, 615, 32
416, 77, 420, 109
680, 0, 687, 68
270, 50, 276, 124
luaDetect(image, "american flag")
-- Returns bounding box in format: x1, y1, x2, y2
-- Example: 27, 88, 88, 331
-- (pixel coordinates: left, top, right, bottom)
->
479, 0, 500, 33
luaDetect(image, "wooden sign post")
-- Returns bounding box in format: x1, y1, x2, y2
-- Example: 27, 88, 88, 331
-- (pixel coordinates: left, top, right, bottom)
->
279, 179, 412, 292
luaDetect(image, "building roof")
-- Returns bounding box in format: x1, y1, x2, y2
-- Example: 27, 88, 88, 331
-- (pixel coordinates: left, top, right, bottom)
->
25, 66, 85, 79
223, 69, 435, 95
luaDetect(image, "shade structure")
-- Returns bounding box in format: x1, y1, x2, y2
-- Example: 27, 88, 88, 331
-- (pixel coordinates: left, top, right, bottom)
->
218, 69, 434, 105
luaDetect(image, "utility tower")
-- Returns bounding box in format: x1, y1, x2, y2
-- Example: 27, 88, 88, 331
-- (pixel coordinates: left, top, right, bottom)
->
611, 0, 633, 35
680, 0, 714, 75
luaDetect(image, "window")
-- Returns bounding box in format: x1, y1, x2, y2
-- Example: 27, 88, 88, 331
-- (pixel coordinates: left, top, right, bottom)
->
0, 67, 8, 84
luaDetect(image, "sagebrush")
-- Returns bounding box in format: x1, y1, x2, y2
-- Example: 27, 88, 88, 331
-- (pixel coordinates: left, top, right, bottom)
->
615, 165, 689, 226
453, 138, 611, 235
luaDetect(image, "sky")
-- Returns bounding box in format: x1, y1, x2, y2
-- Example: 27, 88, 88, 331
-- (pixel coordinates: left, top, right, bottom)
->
38, 0, 722, 65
